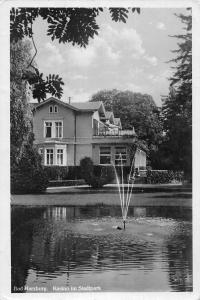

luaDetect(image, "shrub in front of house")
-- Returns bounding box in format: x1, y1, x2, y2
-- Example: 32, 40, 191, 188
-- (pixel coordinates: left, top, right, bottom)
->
48, 179, 85, 187
80, 157, 115, 188
44, 166, 82, 181
146, 170, 184, 184
11, 143, 48, 194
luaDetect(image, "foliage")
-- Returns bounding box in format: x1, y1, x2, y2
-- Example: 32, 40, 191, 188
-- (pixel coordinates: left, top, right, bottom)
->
10, 40, 49, 193
44, 166, 82, 180
11, 134, 48, 194
161, 10, 192, 177
10, 8, 140, 103
10, 40, 34, 166
48, 179, 85, 187
90, 89, 163, 154
80, 157, 115, 188
10, 8, 140, 45
146, 170, 184, 184
23, 69, 64, 103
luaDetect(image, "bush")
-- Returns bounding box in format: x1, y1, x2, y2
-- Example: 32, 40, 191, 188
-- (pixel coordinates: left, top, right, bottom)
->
80, 157, 115, 188
44, 166, 82, 180
11, 139, 48, 194
48, 179, 85, 187
146, 170, 184, 184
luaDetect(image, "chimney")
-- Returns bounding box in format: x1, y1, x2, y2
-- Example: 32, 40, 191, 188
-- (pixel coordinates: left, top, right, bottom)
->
68, 96, 71, 104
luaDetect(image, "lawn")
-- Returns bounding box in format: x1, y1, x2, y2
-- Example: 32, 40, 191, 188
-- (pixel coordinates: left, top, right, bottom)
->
11, 184, 192, 207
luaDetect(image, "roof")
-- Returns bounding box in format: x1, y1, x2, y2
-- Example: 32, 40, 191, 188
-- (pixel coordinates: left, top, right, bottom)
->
103, 111, 115, 123
105, 111, 114, 118
71, 102, 101, 110
71, 101, 106, 115
31, 97, 106, 115
31, 97, 79, 112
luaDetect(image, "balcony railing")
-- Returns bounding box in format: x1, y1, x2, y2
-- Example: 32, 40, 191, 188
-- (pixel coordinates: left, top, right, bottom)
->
93, 128, 136, 137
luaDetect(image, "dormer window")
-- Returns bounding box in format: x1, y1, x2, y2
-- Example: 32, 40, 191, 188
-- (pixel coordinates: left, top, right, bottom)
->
49, 105, 58, 113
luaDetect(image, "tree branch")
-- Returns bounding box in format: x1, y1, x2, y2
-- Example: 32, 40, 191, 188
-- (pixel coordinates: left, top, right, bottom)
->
27, 22, 37, 72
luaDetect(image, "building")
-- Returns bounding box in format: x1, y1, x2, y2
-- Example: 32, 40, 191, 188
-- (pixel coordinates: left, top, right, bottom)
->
32, 97, 146, 169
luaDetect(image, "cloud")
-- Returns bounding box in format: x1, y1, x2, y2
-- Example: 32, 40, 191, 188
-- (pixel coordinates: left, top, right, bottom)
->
144, 55, 158, 66
45, 42, 64, 64
101, 25, 158, 67
120, 28, 145, 56
102, 25, 145, 58
70, 74, 88, 80
67, 46, 96, 67
148, 69, 172, 81
62, 85, 92, 103
93, 35, 120, 62
156, 22, 166, 30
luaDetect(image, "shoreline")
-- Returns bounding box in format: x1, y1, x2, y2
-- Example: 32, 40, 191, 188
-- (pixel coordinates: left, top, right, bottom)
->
11, 184, 192, 207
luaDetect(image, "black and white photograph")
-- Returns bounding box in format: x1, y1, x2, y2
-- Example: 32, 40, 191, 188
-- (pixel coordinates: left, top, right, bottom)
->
0, 0, 200, 298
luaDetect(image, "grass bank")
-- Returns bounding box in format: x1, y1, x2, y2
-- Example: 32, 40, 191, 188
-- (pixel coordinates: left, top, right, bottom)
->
11, 184, 192, 207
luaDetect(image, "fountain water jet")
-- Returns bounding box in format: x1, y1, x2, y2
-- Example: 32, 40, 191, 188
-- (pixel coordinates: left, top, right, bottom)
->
112, 154, 136, 230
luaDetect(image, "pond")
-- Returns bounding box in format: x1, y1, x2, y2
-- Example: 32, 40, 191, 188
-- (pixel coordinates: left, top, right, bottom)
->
11, 204, 192, 292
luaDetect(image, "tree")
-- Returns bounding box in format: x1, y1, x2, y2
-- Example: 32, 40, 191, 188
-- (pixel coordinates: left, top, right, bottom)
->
11, 133, 48, 194
10, 7, 140, 103
10, 39, 33, 167
10, 39, 48, 193
90, 89, 163, 154
161, 10, 192, 177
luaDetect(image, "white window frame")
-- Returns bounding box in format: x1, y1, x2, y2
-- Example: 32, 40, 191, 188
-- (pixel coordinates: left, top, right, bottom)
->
99, 147, 111, 165
56, 149, 64, 166
54, 105, 58, 113
55, 145, 67, 166
55, 121, 63, 138
49, 105, 53, 113
44, 121, 53, 138
44, 120, 63, 139
115, 147, 127, 166
45, 148, 54, 166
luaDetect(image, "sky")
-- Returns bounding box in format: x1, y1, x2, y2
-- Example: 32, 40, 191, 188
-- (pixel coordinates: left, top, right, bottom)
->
32, 8, 187, 106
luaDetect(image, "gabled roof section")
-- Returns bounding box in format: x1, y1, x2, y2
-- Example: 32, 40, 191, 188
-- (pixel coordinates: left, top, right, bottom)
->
31, 97, 107, 117
31, 97, 79, 112
71, 101, 106, 116
105, 111, 115, 123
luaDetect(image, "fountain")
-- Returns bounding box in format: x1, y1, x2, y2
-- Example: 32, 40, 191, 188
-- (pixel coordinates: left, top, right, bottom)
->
112, 154, 136, 230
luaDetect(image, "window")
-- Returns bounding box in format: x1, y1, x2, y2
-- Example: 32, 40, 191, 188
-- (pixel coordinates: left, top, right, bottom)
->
57, 149, 63, 165
45, 122, 52, 138
44, 121, 63, 138
115, 147, 127, 166
54, 105, 58, 113
46, 149, 54, 165
55, 122, 62, 138
49, 106, 53, 113
100, 147, 111, 164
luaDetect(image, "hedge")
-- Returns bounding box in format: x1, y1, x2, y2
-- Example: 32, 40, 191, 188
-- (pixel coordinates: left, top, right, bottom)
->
48, 179, 85, 187
80, 157, 115, 188
146, 170, 184, 184
44, 166, 82, 180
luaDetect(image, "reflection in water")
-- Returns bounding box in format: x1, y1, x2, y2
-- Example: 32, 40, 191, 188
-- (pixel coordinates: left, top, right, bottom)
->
11, 205, 192, 292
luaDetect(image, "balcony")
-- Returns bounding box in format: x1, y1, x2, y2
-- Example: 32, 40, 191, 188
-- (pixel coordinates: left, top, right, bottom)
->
93, 128, 136, 137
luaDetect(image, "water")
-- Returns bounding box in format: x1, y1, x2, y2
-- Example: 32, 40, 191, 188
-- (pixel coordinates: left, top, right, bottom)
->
11, 205, 192, 292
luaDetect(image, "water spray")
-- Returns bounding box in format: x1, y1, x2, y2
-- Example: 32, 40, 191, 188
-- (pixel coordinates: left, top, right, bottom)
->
112, 153, 136, 230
